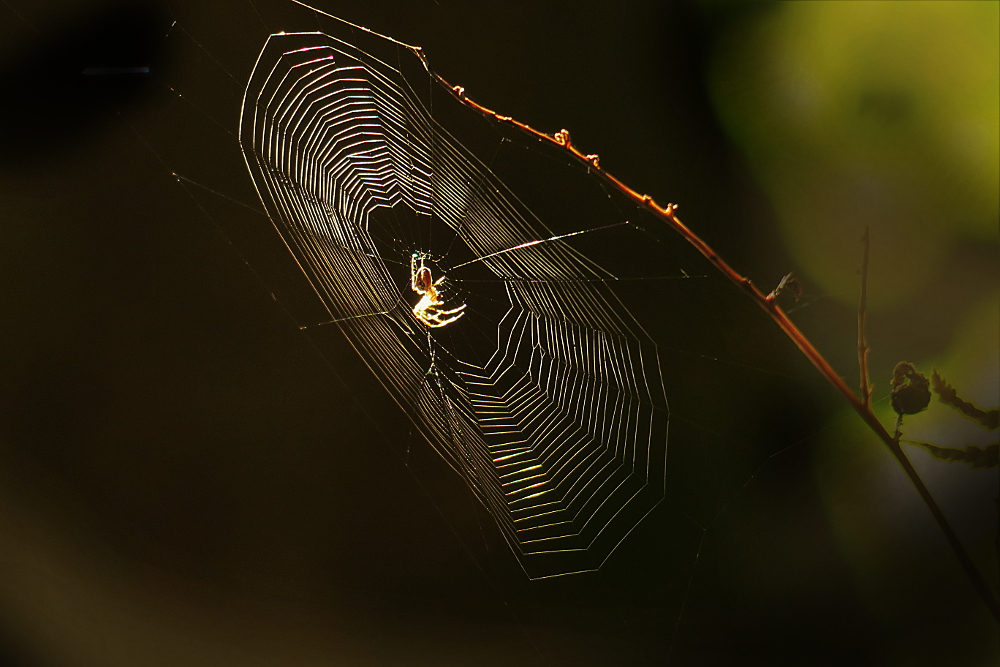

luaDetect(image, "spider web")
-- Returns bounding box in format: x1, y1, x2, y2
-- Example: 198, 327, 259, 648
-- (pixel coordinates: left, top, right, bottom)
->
1, 0, 994, 663
113, 0, 890, 660
239, 26, 671, 579
130, 1, 865, 659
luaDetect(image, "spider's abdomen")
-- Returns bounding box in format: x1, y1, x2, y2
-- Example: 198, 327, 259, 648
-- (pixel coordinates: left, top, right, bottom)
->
416, 266, 433, 293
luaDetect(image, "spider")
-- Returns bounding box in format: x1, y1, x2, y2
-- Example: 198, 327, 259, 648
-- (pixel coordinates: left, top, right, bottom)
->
410, 253, 466, 328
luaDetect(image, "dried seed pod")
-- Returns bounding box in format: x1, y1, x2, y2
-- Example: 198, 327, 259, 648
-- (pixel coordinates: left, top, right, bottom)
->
890, 362, 931, 416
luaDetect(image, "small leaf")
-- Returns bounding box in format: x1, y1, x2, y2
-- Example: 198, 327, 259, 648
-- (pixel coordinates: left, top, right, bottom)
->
931, 371, 999, 430
766, 272, 803, 303
906, 440, 999, 469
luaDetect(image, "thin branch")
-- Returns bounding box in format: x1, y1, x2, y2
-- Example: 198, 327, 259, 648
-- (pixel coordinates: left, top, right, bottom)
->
858, 227, 872, 409
416, 56, 1000, 622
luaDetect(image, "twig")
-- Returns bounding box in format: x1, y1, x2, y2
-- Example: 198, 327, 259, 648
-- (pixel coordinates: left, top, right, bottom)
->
416, 56, 1000, 622
858, 227, 872, 409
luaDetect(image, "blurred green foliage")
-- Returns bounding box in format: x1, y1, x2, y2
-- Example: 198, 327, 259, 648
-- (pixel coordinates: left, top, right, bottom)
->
706, 5, 999, 655
708, 1, 999, 307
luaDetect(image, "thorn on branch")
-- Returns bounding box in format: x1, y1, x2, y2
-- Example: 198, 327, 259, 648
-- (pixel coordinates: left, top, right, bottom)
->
453, 85, 465, 98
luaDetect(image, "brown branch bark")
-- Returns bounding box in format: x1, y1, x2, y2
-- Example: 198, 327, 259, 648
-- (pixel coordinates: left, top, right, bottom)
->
858, 227, 872, 409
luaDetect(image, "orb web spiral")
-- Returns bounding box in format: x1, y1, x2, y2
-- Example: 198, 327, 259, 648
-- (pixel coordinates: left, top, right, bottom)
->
239, 26, 668, 578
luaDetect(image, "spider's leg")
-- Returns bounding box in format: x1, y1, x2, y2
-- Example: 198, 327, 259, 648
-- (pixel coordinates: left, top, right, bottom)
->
432, 310, 465, 327
438, 303, 467, 315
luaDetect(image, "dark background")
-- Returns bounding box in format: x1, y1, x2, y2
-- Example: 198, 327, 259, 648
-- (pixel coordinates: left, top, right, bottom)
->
0, 1, 996, 666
